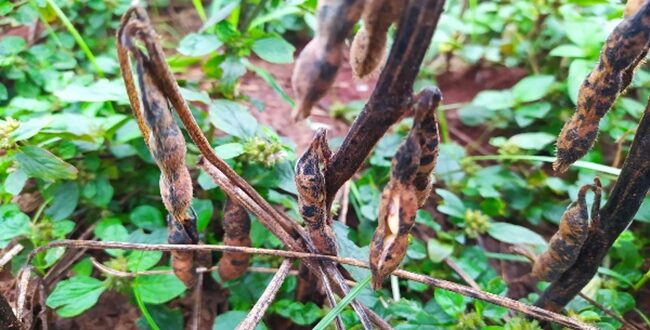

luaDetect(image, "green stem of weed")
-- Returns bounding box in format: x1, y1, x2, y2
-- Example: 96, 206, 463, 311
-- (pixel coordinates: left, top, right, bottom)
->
45, 0, 104, 78
192, 0, 207, 22
633, 268, 650, 291
437, 106, 450, 143
133, 279, 160, 330
29, 0, 64, 48
465, 154, 621, 176
312, 275, 371, 330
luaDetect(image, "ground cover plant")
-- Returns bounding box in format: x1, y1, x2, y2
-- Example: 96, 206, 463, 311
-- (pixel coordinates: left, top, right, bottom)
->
1, 0, 650, 329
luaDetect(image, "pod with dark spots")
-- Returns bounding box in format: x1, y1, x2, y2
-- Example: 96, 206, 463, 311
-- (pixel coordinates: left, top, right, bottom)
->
622, 0, 650, 92
294, 129, 337, 255
291, 0, 365, 121
369, 136, 421, 289
350, 0, 405, 79
167, 213, 199, 288
411, 87, 442, 207
531, 180, 602, 282
218, 199, 252, 281
554, 2, 650, 173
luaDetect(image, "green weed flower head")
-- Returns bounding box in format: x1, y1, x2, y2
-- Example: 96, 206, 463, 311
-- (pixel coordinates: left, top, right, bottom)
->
0, 118, 20, 149
240, 136, 286, 167
459, 158, 480, 175
464, 209, 490, 238
499, 140, 521, 156
505, 317, 542, 330
454, 312, 485, 329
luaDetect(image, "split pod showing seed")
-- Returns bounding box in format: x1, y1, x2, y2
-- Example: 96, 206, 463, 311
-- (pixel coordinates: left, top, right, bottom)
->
217, 199, 252, 281
531, 179, 601, 282
350, 0, 405, 79
294, 129, 337, 255
291, 0, 365, 121
554, 2, 650, 173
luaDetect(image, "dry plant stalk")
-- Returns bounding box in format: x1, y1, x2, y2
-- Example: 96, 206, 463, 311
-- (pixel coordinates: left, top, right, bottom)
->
554, 1, 650, 173
370, 87, 441, 289
218, 199, 252, 281
118, 11, 198, 288
350, 0, 405, 78
291, 0, 365, 120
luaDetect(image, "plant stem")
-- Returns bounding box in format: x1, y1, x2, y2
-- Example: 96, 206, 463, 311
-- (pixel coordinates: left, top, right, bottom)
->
313, 276, 372, 330
192, 0, 207, 22
437, 106, 450, 143
465, 154, 621, 176
633, 268, 650, 291
133, 279, 160, 330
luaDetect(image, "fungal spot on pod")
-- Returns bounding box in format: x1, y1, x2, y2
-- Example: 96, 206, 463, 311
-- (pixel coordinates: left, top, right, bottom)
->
411, 87, 442, 207
554, 2, 650, 173
295, 129, 337, 255
218, 199, 252, 282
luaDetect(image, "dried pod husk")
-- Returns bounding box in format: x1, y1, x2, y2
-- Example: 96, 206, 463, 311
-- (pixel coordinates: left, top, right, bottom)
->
622, 0, 650, 91
554, 2, 650, 173
295, 129, 337, 255
350, 0, 405, 78
167, 214, 199, 288
369, 137, 421, 289
218, 199, 252, 281
411, 87, 442, 207
291, 0, 364, 121
531, 181, 602, 282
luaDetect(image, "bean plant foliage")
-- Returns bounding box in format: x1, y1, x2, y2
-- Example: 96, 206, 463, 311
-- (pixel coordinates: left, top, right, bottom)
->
0, 0, 649, 329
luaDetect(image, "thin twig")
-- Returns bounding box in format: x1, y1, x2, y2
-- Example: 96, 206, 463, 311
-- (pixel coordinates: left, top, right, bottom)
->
445, 258, 481, 290
236, 259, 292, 330
16, 266, 31, 323
29, 239, 594, 329
192, 272, 203, 330
0, 244, 24, 269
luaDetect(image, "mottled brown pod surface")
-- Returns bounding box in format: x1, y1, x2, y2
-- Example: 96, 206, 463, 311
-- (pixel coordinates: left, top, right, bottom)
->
291, 0, 364, 121
411, 87, 442, 207
350, 0, 405, 78
218, 199, 252, 281
118, 9, 198, 288
554, 2, 650, 173
295, 129, 337, 255
622, 0, 649, 91
531, 180, 601, 282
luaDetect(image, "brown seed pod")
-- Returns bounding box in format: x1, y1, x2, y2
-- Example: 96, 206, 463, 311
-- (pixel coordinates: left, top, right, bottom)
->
411, 87, 442, 207
369, 134, 421, 289
531, 179, 602, 282
295, 129, 337, 255
167, 212, 199, 288
622, 0, 650, 92
554, 2, 650, 173
291, 0, 365, 121
350, 0, 405, 79
218, 199, 252, 281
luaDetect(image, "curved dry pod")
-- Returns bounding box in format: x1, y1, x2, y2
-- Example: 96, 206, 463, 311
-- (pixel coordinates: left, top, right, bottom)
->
554, 2, 650, 173
411, 87, 442, 207
218, 199, 252, 281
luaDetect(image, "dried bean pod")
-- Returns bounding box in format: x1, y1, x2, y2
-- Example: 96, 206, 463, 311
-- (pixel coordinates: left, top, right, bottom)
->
295, 129, 337, 255
167, 212, 199, 287
350, 0, 404, 78
291, 0, 365, 121
622, 0, 649, 91
218, 199, 252, 281
531, 180, 601, 282
411, 87, 442, 207
554, 2, 650, 173
369, 134, 421, 289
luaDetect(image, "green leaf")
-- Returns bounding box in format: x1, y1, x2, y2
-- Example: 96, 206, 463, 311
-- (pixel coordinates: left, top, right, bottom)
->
274, 299, 322, 326
94, 218, 128, 257
55, 79, 128, 103
178, 33, 223, 57
0, 205, 30, 246
312, 276, 371, 330
215, 142, 245, 159
512, 75, 555, 103
130, 205, 164, 231
127, 250, 163, 272
11, 116, 52, 141
435, 189, 466, 218
137, 304, 184, 330
193, 198, 214, 232
252, 37, 295, 64
427, 238, 454, 263
487, 222, 547, 247
434, 288, 466, 317
549, 44, 586, 58
209, 100, 258, 138
568, 60, 594, 105
4, 169, 28, 195
53, 220, 75, 238
0, 81, 7, 100
15, 146, 78, 181
43, 247, 66, 269
472, 90, 515, 110
46, 276, 105, 317
243, 60, 294, 107
134, 272, 186, 304
213, 310, 267, 330
0, 36, 26, 56
507, 132, 556, 150
45, 181, 80, 221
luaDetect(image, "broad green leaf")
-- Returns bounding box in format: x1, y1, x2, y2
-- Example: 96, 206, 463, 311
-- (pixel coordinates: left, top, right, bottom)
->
568, 60, 594, 105
512, 75, 555, 103
252, 37, 295, 64
83, 175, 114, 208
45, 181, 80, 221
55, 79, 128, 103
0, 81, 7, 100
507, 132, 556, 150
549, 44, 586, 58
53, 220, 75, 238
193, 198, 214, 232
215, 142, 245, 159
487, 222, 547, 246
0, 36, 26, 56
427, 238, 454, 263
15, 146, 78, 181
274, 300, 322, 326
43, 247, 66, 269
11, 116, 52, 141
94, 218, 128, 257
514, 102, 552, 127
436, 189, 466, 218
130, 205, 164, 230
127, 250, 163, 272
4, 169, 28, 195
458, 105, 493, 126
472, 90, 515, 110
178, 33, 222, 57
46, 276, 106, 317
209, 100, 258, 138
213, 310, 267, 330
434, 288, 466, 317
134, 272, 186, 304
0, 205, 30, 246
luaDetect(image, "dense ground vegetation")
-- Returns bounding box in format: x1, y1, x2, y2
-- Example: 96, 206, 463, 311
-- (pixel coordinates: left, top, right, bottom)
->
1, 0, 649, 329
